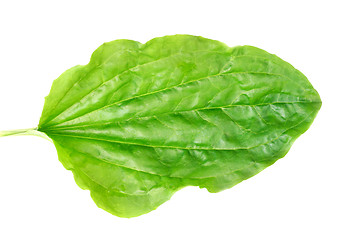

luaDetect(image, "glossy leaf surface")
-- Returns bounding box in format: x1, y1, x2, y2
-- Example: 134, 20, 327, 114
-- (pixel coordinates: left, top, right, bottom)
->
37, 35, 321, 217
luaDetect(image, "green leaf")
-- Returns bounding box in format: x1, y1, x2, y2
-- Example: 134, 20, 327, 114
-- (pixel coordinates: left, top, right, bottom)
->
6, 35, 322, 218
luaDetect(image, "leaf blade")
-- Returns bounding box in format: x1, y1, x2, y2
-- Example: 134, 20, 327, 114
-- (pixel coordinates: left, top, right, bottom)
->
38, 35, 321, 217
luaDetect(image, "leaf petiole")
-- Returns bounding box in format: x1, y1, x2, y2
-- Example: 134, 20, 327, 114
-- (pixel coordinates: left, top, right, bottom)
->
0, 128, 52, 142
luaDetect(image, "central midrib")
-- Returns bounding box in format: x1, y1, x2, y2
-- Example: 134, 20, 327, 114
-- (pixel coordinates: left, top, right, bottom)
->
46, 109, 316, 151
41, 100, 318, 131
41, 70, 306, 131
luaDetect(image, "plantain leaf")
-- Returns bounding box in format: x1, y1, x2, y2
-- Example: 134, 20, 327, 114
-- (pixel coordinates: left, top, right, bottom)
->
5, 35, 322, 218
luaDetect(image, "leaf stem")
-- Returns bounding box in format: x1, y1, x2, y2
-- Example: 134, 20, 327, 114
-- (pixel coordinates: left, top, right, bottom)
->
0, 128, 52, 142
0, 128, 36, 137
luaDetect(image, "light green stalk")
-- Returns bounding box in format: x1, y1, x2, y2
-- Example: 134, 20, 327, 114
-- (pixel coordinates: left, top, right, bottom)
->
0, 128, 52, 142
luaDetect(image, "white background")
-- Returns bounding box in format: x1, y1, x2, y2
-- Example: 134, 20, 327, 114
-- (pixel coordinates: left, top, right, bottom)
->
0, 0, 358, 239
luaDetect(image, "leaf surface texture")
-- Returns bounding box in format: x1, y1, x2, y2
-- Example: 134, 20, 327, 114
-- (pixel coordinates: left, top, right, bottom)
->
38, 35, 321, 217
